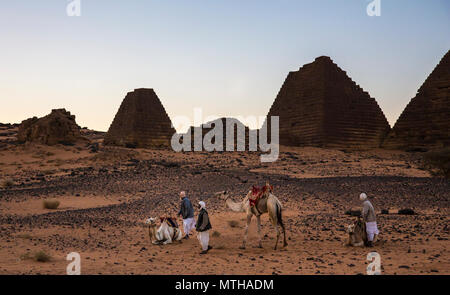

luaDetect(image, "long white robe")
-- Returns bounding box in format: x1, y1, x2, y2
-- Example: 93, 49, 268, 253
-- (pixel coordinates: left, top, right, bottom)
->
183, 217, 196, 236
197, 230, 210, 251
366, 221, 379, 241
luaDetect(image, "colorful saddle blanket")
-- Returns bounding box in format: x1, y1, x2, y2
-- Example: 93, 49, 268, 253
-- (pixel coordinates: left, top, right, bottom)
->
160, 217, 179, 228
249, 184, 273, 207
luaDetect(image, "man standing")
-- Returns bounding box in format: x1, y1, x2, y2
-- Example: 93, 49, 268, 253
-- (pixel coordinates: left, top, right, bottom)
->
360, 193, 379, 247
196, 201, 212, 254
178, 191, 195, 239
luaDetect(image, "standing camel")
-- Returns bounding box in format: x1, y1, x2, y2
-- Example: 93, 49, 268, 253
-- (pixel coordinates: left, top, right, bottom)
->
219, 183, 287, 250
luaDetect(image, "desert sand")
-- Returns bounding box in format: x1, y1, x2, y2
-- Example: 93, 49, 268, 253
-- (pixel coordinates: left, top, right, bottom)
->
0, 126, 448, 275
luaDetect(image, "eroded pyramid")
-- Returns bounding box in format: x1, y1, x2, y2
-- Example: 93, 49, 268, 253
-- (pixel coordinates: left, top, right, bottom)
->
18, 109, 84, 145
104, 88, 175, 148
183, 118, 253, 151
265, 56, 390, 148
383, 50, 450, 150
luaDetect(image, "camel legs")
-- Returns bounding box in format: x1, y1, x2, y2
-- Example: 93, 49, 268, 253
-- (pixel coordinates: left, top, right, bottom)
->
281, 223, 288, 247
271, 214, 287, 250
256, 215, 263, 248
163, 236, 172, 245
274, 223, 280, 250
240, 214, 253, 249
163, 229, 172, 245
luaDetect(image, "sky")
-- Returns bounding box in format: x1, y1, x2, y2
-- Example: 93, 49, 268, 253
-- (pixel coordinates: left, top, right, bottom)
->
0, 0, 449, 132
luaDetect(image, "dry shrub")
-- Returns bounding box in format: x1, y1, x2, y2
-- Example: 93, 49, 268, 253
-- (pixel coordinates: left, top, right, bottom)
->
423, 148, 450, 178
16, 233, 32, 239
227, 220, 239, 228
1, 179, 14, 188
54, 159, 65, 167
34, 251, 51, 262
212, 231, 221, 237
20, 251, 51, 262
398, 208, 415, 215
20, 252, 32, 261
43, 199, 60, 209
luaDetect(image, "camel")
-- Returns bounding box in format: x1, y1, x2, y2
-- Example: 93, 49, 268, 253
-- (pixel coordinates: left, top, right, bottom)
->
344, 216, 379, 247
344, 217, 367, 247
145, 217, 183, 245
219, 183, 287, 250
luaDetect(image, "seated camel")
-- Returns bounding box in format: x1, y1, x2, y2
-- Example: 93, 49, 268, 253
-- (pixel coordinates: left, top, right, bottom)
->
145, 217, 183, 245
344, 217, 368, 247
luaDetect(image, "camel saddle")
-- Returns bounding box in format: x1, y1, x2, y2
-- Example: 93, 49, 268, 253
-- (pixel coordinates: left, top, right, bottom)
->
249, 184, 273, 207
160, 217, 179, 228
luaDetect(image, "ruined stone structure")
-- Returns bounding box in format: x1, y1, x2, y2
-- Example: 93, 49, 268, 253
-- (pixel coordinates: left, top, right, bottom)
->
18, 109, 83, 145
104, 88, 175, 148
265, 56, 390, 148
183, 118, 254, 151
383, 50, 450, 150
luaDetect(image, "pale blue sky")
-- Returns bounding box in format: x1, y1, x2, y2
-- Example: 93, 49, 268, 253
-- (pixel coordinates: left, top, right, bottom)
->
0, 0, 449, 132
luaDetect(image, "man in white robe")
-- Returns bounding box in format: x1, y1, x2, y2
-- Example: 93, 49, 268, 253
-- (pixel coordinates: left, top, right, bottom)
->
196, 201, 212, 254
360, 193, 379, 247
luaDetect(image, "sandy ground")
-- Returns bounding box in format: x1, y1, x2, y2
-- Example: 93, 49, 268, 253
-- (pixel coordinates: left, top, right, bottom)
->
1, 210, 448, 275
0, 129, 448, 275
0, 195, 123, 217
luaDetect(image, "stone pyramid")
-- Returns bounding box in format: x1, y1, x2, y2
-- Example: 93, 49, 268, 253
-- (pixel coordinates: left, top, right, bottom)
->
104, 88, 175, 148
184, 118, 252, 151
265, 56, 390, 148
383, 50, 450, 150
18, 109, 84, 145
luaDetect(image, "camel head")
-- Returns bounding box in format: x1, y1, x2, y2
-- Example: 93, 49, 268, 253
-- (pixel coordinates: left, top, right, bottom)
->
145, 217, 158, 227
263, 181, 273, 194
346, 224, 356, 235
219, 191, 247, 213
215, 190, 230, 201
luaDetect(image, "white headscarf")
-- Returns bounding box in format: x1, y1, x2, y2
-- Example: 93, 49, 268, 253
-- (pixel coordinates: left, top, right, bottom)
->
199, 201, 206, 209
359, 193, 368, 201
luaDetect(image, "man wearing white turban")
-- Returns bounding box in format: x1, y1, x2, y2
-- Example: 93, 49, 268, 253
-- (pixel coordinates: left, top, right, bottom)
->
196, 201, 212, 254
360, 193, 379, 247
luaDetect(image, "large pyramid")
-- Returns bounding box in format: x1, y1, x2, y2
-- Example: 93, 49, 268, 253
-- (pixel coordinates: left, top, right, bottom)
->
265, 56, 390, 148
383, 50, 450, 150
104, 88, 175, 148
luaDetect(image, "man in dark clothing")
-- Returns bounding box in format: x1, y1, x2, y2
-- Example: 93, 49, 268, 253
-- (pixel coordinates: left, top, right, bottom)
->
196, 201, 212, 254
178, 191, 195, 239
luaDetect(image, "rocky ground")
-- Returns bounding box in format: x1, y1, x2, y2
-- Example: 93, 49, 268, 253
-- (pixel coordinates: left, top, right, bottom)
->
0, 125, 448, 274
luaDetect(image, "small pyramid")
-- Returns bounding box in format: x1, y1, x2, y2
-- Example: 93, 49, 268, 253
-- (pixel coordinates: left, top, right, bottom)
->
265, 56, 390, 148
184, 118, 252, 151
383, 50, 450, 150
17, 109, 84, 145
104, 88, 175, 148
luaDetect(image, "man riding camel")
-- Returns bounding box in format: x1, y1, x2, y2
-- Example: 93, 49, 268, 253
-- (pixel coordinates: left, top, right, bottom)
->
178, 191, 195, 239
360, 193, 379, 247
